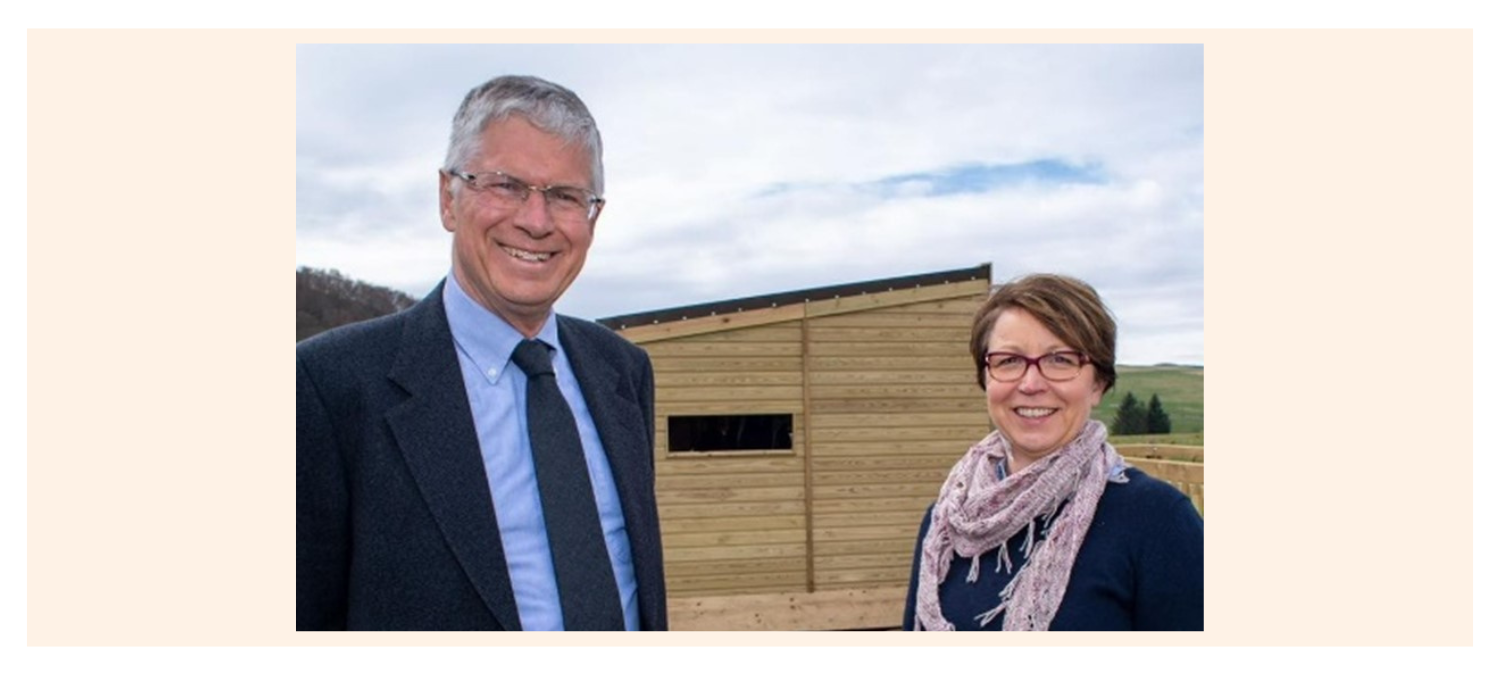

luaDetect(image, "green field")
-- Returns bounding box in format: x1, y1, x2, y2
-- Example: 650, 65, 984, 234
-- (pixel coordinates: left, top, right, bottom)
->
1113, 431, 1204, 447
1092, 364, 1204, 439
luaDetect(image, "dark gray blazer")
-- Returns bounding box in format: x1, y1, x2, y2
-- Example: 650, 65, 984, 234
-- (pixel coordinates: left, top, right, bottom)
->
296, 282, 666, 630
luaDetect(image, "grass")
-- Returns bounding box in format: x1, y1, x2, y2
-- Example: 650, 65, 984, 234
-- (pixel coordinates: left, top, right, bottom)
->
1092, 364, 1204, 438
1113, 432, 1205, 447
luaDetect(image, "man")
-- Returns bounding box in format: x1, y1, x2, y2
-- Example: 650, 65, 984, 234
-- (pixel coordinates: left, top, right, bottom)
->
297, 76, 665, 631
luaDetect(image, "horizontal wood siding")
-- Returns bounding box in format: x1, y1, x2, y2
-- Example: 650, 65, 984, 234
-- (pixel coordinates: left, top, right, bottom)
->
622, 277, 998, 603
642, 321, 809, 597
804, 292, 992, 591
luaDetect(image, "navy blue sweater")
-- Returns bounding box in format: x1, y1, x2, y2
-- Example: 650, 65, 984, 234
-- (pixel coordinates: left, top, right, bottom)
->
902, 467, 1203, 631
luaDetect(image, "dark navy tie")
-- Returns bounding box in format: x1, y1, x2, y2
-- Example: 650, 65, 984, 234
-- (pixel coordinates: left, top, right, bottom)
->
510, 339, 625, 630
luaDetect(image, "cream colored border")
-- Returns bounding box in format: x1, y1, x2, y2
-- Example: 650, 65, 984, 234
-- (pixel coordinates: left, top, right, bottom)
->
27, 30, 1471, 646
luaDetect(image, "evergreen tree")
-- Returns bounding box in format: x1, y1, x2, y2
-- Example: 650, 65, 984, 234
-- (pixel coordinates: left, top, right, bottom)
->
1111, 391, 1147, 435
1145, 393, 1172, 434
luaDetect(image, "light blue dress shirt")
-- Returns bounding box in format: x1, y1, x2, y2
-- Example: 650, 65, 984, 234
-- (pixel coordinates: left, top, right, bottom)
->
443, 274, 639, 631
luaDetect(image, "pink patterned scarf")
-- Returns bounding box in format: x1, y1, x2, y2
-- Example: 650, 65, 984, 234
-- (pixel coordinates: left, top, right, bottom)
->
913, 419, 1127, 631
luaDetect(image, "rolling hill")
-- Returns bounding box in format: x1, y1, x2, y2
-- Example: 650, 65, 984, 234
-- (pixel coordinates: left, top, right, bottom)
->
1092, 364, 1204, 439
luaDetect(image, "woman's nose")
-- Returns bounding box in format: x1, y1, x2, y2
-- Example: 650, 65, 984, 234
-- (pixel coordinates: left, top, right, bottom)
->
1016, 362, 1048, 393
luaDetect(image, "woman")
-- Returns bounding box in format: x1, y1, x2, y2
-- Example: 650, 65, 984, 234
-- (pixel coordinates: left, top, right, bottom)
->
903, 274, 1203, 631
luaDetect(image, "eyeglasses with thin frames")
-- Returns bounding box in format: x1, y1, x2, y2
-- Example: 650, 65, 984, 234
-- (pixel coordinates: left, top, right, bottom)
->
446, 169, 604, 222
983, 350, 1091, 383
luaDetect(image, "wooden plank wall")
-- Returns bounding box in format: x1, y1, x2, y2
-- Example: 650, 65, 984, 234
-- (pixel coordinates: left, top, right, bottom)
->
639, 322, 811, 597
803, 288, 991, 591
620, 279, 993, 599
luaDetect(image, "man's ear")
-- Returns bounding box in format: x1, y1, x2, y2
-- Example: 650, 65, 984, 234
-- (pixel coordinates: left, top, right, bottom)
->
438, 170, 457, 232
588, 200, 605, 233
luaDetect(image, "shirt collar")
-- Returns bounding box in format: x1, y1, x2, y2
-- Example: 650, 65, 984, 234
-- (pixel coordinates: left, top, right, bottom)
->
443, 271, 561, 383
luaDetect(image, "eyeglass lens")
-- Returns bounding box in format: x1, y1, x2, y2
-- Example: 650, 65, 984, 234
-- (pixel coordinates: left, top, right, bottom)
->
987, 353, 1084, 382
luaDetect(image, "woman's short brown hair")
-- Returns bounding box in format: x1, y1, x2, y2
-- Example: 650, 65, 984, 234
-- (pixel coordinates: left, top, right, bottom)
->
969, 273, 1117, 393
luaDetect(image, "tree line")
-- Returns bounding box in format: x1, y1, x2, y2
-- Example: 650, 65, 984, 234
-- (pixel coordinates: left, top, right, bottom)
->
297, 266, 417, 342
1111, 392, 1172, 436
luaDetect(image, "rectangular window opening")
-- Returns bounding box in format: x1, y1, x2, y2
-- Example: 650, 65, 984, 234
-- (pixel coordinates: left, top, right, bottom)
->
667, 414, 794, 453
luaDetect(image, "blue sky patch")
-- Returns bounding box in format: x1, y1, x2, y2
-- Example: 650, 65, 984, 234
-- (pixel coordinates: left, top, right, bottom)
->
873, 160, 1106, 197
754, 160, 1105, 200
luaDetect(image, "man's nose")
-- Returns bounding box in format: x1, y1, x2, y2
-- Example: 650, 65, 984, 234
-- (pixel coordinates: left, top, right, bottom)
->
513, 188, 555, 236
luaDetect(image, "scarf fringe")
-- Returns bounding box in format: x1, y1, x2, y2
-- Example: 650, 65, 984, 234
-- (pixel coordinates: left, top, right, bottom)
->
977, 568, 1023, 627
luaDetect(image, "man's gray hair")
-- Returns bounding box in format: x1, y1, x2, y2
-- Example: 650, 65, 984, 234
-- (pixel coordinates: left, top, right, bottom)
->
443, 75, 604, 195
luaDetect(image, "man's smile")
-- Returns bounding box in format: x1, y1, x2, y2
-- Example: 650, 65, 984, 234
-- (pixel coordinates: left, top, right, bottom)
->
500, 244, 555, 263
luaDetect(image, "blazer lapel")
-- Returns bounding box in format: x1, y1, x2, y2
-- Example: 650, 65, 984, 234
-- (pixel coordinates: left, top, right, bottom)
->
384, 285, 523, 631
558, 317, 665, 629
558, 318, 654, 514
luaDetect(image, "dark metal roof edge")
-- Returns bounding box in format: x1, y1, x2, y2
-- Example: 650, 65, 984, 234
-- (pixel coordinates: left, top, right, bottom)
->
598, 263, 992, 330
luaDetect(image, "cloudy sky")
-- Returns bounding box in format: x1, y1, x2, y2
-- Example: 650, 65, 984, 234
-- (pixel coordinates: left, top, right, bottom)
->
296, 44, 1203, 365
